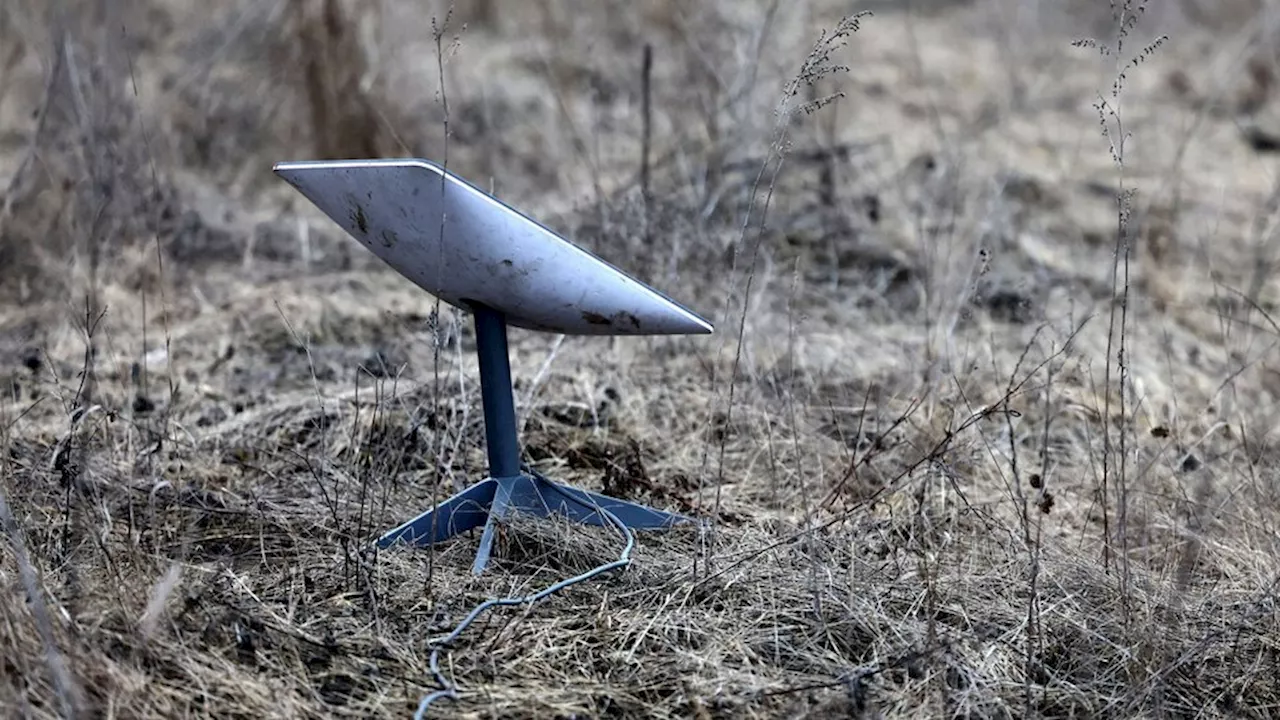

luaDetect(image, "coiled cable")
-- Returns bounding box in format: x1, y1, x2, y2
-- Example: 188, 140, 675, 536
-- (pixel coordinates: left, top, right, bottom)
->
412, 464, 637, 718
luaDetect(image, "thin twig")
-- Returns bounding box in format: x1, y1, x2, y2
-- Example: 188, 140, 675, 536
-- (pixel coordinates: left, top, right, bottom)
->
0, 485, 85, 718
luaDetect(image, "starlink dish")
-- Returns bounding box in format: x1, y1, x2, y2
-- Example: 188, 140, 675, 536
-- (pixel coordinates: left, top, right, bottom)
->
274, 157, 711, 574
273, 158, 711, 336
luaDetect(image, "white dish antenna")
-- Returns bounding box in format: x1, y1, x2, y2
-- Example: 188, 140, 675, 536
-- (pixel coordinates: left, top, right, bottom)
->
273, 158, 712, 336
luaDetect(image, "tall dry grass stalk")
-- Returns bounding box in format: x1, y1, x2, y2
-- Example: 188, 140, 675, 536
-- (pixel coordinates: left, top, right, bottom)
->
1073, 0, 1168, 610
694, 11, 871, 574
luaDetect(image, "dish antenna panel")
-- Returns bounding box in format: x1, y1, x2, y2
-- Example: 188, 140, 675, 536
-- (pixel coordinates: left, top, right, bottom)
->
274, 158, 711, 574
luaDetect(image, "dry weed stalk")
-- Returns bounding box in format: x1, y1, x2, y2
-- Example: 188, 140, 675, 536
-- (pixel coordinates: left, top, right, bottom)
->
694, 10, 871, 576
1073, 0, 1167, 610
640, 42, 654, 247
424, 1, 466, 594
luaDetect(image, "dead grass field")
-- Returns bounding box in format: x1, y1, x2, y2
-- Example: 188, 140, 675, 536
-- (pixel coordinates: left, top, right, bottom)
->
3, 0, 1280, 717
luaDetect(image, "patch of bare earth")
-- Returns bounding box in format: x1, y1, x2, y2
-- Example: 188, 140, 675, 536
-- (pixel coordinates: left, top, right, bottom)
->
2, 1, 1279, 717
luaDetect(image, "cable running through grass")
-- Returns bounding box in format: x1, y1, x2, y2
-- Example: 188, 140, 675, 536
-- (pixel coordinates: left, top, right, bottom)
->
412, 464, 637, 718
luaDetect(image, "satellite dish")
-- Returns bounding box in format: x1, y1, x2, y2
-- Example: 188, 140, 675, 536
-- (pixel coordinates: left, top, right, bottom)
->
273, 158, 712, 336
274, 158, 711, 574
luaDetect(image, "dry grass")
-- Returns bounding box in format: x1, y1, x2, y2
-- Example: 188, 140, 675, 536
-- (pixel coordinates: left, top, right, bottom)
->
3, 0, 1280, 718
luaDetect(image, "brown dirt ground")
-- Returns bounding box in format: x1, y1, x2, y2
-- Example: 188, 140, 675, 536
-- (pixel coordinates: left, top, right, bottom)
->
2, 0, 1280, 718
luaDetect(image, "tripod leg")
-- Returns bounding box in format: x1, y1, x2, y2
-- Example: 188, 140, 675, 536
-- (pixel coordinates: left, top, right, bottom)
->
375, 478, 499, 549
538, 479, 694, 529
473, 473, 583, 573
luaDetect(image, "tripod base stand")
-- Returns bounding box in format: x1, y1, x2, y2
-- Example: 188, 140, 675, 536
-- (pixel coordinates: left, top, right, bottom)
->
375, 304, 693, 575
375, 470, 691, 575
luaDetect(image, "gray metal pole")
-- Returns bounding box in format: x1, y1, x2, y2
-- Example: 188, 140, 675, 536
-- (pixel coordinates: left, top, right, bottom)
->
472, 304, 521, 479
